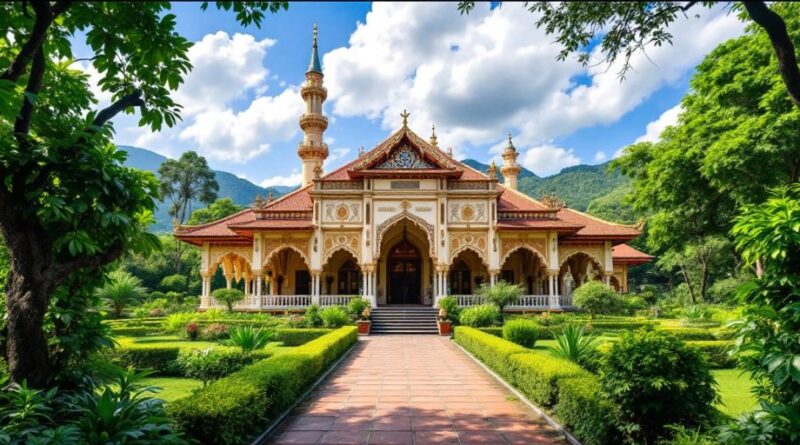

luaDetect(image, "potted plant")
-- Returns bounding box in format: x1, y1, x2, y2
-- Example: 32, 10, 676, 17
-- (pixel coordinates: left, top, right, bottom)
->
357, 307, 371, 335
437, 307, 452, 336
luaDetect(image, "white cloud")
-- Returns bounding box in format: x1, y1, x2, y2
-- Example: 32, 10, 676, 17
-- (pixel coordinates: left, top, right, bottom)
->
594, 151, 607, 162
324, 147, 351, 169
519, 144, 580, 176
324, 2, 744, 152
635, 104, 683, 143
260, 170, 303, 188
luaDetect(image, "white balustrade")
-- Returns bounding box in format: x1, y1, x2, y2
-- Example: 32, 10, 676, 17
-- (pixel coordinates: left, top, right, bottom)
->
259, 295, 311, 308
453, 295, 485, 307
507, 295, 550, 309
319, 295, 360, 306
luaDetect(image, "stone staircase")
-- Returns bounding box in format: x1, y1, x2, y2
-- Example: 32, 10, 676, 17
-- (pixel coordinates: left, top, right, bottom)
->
370, 306, 439, 335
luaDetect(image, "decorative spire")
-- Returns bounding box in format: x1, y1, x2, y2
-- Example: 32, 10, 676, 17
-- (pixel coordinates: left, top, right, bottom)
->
358, 146, 364, 158
501, 132, 521, 190
307, 23, 322, 74
401, 109, 410, 127
487, 161, 497, 180
430, 123, 438, 147
267, 191, 274, 203
447, 147, 453, 157
506, 133, 516, 152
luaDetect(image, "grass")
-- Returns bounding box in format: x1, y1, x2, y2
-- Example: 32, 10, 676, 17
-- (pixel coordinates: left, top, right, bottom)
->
141, 377, 204, 403
713, 369, 758, 418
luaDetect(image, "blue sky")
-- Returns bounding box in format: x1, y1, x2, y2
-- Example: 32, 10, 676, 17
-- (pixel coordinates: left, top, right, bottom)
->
77, 2, 745, 186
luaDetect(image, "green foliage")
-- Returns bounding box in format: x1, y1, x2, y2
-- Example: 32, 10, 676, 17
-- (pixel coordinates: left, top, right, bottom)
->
555, 377, 617, 445
186, 198, 244, 225
687, 341, 736, 369
0, 368, 187, 444
681, 305, 713, 325
658, 236, 734, 304
200, 323, 229, 341
707, 277, 749, 304
273, 328, 331, 346
658, 425, 717, 445
601, 330, 718, 444
549, 324, 602, 371
346, 298, 369, 320
95, 270, 148, 319
438, 296, 461, 323
224, 326, 273, 353
176, 348, 254, 386
320, 306, 349, 328
476, 280, 522, 315
572, 282, 624, 317
459, 304, 500, 327
160, 274, 188, 293
304, 304, 323, 327
502, 319, 539, 348
158, 151, 219, 226
169, 327, 357, 444
211, 288, 245, 313
720, 183, 800, 444
112, 346, 181, 375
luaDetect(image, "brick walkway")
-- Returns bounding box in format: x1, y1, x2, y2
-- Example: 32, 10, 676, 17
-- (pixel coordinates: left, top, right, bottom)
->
267, 335, 565, 445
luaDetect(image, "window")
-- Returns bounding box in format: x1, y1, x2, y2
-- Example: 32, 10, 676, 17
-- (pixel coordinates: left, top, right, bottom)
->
337, 261, 361, 295
449, 260, 471, 295
501, 270, 515, 284
295, 270, 310, 295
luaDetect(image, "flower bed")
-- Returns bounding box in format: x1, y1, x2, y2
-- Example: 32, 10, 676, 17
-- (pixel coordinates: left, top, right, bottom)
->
169, 326, 358, 444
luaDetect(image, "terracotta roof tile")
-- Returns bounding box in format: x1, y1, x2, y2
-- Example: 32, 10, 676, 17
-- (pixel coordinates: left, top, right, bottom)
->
175, 209, 255, 238
497, 185, 549, 211
229, 219, 314, 230
612, 243, 654, 264
496, 219, 584, 231
261, 185, 313, 212
557, 207, 641, 238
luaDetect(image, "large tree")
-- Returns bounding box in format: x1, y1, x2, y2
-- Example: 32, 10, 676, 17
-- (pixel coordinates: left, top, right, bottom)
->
186, 197, 242, 226
0, 1, 286, 387
459, 1, 800, 111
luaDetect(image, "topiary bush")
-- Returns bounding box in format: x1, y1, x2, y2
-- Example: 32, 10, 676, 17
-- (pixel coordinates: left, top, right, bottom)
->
177, 348, 255, 386
555, 376, 617, 445
112, 346, 181, 375
200, 323, 229, 341
572, 282, 624, 318
600, 330, 718, 444
320, 306, 350, 328
273, 328, 331, 346
304, 304, 323, 327
686, 341, 736, 368
502, 319, 539, 348
438, 296, 461, 323
459, 304, 500, 327
212, 288, 245, 313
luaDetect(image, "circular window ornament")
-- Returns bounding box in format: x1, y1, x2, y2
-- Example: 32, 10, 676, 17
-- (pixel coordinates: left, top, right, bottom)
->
460, 205, 476, 221
335, 205, 349, 221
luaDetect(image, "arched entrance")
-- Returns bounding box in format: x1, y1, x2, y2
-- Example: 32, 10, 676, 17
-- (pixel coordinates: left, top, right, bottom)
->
387, 240, 421, 304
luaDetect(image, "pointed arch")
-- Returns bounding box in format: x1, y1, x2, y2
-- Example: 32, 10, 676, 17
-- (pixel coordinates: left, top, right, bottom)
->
559, 250, 603, 270
264, 244, 310, 268
450, 244, 489, 269
500, 245, 547, 268
376, 211, 435, 258
323, 245, 360, 266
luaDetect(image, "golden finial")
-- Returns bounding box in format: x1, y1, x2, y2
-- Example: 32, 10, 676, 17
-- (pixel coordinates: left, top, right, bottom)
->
253, 194, 268, 209
430, 123, 438, 147
401, 109, 410, 127
488, 161, 497, 180
267, 191, 274, 203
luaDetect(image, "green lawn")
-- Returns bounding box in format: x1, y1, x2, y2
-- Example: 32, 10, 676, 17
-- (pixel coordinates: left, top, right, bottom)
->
141, 377, 204, 403
714, 369, 758, 418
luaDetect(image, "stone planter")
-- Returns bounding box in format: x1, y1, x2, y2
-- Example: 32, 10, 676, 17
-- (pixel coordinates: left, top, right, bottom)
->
437, 320, 452, 336
357, 320, 371, 335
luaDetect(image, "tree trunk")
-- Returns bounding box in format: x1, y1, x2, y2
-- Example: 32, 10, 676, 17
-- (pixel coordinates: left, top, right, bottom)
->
679, 264, 696, 304
5, 268, 52, 388
698, 259, 709, 303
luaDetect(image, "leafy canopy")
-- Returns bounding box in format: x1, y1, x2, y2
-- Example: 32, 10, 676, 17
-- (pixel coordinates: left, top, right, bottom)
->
94, 270, 148, 318
186, 198, 244, 225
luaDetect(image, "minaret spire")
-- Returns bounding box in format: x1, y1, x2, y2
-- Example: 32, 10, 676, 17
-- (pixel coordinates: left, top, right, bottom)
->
500, 132, 521, 190
298, 24, 328, 187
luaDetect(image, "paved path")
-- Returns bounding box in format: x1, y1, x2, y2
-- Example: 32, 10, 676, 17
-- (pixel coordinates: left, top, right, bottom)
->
267, 335, 565, 445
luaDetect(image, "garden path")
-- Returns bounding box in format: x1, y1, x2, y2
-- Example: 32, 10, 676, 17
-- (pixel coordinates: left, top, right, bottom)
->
267, 335, 565, 445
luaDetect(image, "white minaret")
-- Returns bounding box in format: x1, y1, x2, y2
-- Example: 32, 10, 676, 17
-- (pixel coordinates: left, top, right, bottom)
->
298, 24, 328, 187
500, 133, 521, 190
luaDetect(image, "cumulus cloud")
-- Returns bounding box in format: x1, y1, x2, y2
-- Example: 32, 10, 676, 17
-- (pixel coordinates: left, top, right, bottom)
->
323, 2, 743, 154
594, 151, 608, 162
635, 104, 683, 143
260, 170, 303, 188
520, 144, 580, 177
324, 147, 351, 170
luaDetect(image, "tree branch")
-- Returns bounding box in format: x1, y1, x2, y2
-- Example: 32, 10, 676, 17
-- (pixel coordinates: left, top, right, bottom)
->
91, 90, 145, 128
744, 1, 800, 110
1, 0, 70, 82
53, 243, 123, 283
13, 46, 45, 140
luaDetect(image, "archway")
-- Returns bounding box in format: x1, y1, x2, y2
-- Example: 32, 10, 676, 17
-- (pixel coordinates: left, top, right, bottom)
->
265, 247, 310, 295
378, 217, 432, 305
501, 247, 548, 294
449, 249, 489, 295
322, 248, 362, 295
559, 252, 603, 296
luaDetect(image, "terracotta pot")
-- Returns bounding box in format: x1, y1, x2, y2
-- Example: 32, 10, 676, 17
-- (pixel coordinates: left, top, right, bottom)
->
357, 320, 371, 335
437, 320, 452, 336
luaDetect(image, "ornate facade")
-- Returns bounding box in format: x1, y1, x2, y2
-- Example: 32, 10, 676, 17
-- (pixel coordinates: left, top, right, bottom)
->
175, 28, 653, 311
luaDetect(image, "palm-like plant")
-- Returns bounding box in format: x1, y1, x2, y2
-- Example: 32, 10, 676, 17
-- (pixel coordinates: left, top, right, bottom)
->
95, 270, 148, 318
548, 324, 602, 370
224, 326, 273, 353
477, 280, 523, 321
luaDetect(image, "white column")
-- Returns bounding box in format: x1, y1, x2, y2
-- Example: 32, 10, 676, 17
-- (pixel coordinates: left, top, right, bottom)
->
548, 273, 559, 308
368, 268, 377, 308
312, 273, 320, 305
225, 276, 232, 289
603, 274, 611, 286
201, 273, 211, 308
254, 276, 262, 309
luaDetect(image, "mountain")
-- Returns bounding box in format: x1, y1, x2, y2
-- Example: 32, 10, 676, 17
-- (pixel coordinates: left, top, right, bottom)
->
461, 159, 538, 183
462, 158, 632, 216
119, 146, 290, 233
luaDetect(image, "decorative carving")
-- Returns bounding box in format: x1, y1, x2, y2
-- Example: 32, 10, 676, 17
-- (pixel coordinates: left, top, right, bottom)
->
558, 244, 605, 269
447, 181, 491, 190
208, 246, 253, 272
449, 203, 487, 223
319, 180, 362, 190
375, 211, 435, 257
376, 145, 433, 169
323, 232, 361, 263
262, 237, 311, 267
449, 232, 489, 265
500, 237, 547, 265
324, 202, 361, 223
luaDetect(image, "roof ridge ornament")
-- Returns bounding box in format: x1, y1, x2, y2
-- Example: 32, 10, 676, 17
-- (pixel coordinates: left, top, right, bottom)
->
430, 123, 438, 147
401, 109, 410, 127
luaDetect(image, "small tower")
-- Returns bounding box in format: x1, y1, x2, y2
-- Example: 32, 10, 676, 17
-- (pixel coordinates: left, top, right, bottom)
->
298, 24, 329, 187
430, 124, 438, 148
500, 133, 521, 190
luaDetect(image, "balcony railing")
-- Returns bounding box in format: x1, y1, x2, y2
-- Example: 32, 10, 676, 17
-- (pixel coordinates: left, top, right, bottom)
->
204, 294, 572, 310
450, 294, 572, 310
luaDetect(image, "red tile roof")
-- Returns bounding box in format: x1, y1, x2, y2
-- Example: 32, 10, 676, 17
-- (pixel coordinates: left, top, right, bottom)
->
259, 184, 314, 212
557, 207, 641, 239
496, 185, 549, 211
612, 243, 654, 264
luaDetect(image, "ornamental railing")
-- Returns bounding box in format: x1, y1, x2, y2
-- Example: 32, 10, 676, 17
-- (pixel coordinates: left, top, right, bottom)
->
451, 294, 569, 309
260, 295, 311, 308
319, 295, 361, 306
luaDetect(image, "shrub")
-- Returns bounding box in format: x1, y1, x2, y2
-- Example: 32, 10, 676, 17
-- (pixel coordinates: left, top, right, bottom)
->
95, 270, 148, 318
201, 323, 229, 341
601, 330, 718, 444
686, 341, 736, 368
549, 324, 602, 371
438, 296, 461, 323
160, 274, 188, 293
681, 304, 712, 325
224, 326, 273, 353
346, 298, 369, 320
478, 327, 503, 337
113, 346, 180, 375
273, 328, 331, 346
502, 319, 539, 348
555, 377, 617, 445
477, 280, 523, 318
148, 290, 166, 301
212, 288, 245, 313
165, 290, 186, 303
186, 322, 200, 341
320, 306, 349, 328
459, 304, 500, 327
163, 313, 198, 334
657, 327, 717, 341
572, 282, 624, 318
111, 326, 163, 337
177, 348, 253, 385
169, 327, 358, 444
304, 304, 323, 327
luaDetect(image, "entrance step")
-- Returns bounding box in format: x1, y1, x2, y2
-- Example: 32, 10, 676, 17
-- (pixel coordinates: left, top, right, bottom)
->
371, 307, 438, 335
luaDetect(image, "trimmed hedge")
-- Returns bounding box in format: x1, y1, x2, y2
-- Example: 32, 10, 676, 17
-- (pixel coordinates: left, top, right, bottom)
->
687, 341, 736, 368
113, 346, 180, 374
274, 328, 332, 346
169, 326, 358, 444
555, 377, 616, 445
656, 328, 718, 340
453, 327, 590, 408
110, 326, 164, 337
